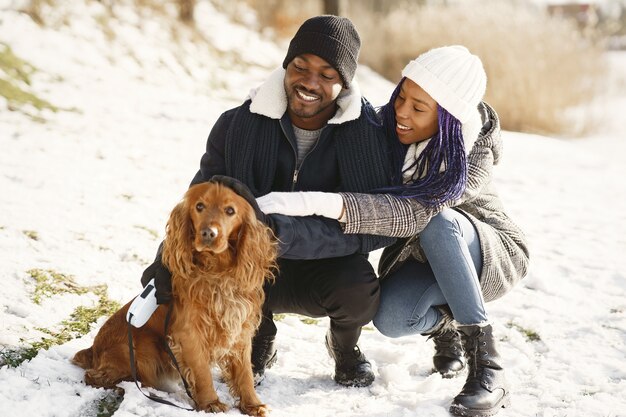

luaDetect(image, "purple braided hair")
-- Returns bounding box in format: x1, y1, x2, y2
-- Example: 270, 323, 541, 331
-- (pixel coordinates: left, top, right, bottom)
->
376, 78, 468, 208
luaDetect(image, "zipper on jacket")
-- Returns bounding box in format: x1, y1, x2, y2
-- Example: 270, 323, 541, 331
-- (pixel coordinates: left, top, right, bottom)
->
290, 126, 328, 191
278, 121, 300, 190
280, 118, 329, 191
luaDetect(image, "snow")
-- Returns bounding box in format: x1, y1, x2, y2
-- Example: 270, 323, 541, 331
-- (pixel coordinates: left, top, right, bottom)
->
1, 2, 625, 417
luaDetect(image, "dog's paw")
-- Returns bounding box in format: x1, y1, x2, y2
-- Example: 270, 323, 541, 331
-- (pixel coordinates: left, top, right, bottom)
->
198, 399, 229, 414
240, 403, 270, 417
84, 368, 121, 389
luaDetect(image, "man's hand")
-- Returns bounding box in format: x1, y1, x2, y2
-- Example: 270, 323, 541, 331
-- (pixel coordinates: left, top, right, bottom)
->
140, 250, 172, 305
256, 192, 344, 219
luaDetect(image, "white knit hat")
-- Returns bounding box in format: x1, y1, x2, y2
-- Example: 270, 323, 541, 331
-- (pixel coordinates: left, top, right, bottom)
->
401, 45, 487, 151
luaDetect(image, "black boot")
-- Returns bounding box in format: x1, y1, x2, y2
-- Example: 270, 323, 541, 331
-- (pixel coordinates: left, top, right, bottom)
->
251, 334, 277, 386
325, 330, 375, 387
425, 307, 465, 378
449, 324, 510, 417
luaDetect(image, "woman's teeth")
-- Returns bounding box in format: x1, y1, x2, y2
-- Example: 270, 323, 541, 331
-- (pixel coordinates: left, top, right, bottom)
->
397, 123, 411, 131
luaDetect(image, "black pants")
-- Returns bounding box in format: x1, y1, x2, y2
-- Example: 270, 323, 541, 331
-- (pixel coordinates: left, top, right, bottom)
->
256, 253, 380, 351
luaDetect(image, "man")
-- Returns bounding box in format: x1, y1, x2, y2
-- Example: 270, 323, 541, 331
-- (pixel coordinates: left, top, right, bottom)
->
143, 15, 393, 388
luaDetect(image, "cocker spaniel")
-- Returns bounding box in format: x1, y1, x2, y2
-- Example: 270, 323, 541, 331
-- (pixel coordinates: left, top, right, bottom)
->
72, 181, 277, 416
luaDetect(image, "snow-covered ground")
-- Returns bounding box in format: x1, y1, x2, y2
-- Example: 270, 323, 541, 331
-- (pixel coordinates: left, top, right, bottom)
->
1, 2, 625, 416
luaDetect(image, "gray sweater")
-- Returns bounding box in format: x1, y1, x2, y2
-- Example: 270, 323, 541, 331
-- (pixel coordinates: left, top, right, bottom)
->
340, 103, 529, 302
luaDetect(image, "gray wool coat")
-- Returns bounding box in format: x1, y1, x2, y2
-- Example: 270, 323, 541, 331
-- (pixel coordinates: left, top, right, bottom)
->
339, 103, 529, 302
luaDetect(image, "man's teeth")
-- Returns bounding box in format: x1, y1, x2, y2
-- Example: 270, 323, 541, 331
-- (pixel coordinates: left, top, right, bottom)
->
397, 123, 411, 131
297, 90, 318, 102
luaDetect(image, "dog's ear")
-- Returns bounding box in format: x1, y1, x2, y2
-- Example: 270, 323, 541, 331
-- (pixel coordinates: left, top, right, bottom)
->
233, 198, 277, 290
163, 199, 195, 277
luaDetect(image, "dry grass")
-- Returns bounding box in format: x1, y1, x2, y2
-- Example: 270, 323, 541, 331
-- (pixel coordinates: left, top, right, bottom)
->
351, 2, 607, 136
241, 0, 321, 38
18, 0, 54, 25
16, 0, 610, 136
239, 0, 608, 136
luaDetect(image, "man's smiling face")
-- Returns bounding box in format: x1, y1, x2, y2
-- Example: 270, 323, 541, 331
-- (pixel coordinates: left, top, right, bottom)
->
284, 54, 343, 130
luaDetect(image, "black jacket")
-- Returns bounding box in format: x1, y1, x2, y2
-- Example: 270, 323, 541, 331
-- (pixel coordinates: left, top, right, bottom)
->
190, 71, 394, 259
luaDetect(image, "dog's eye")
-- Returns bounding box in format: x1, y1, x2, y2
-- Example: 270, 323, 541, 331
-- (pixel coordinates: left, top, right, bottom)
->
196, 203, 205, 212
225, 206, 235, 216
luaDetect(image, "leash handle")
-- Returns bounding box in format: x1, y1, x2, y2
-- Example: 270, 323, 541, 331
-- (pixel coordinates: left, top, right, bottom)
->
127, 310, 195, 411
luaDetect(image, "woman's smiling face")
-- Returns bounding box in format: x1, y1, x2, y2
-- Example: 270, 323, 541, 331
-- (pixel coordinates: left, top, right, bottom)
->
393, 78, 439, 145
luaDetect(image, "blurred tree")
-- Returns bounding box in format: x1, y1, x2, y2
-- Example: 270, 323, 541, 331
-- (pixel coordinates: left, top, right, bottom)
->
178, 0, 195, 23
324, 0, 340, 15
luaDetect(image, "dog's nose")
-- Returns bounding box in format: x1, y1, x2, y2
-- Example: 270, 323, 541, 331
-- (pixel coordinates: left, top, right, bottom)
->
201, 227, 219, 242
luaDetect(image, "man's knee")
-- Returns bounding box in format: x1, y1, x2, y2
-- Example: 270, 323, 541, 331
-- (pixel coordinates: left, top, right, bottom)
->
331, 281, 379, 326
320, 257, 380, 326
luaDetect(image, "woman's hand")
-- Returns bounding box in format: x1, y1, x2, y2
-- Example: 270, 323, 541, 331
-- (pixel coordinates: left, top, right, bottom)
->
256, 191, 344, 219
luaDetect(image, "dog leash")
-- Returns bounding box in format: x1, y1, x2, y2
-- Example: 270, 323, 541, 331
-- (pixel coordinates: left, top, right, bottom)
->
127, 303, 196, 410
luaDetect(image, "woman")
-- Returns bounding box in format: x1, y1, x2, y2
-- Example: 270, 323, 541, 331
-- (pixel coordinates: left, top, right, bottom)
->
257, 45, 529, 417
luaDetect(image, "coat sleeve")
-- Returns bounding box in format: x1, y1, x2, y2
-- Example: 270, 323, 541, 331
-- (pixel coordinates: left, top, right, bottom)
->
189, 110, 233, 186
269, 214, 395, 259
340, 139, 496, 238
185, 109, 395, 259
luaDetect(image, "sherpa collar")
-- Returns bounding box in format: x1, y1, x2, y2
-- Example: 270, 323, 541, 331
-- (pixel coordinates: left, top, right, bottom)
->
248, 67, 362, 125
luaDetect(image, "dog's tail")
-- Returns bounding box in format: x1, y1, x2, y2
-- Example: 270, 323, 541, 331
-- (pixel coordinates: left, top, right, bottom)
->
72, 347, 93, 369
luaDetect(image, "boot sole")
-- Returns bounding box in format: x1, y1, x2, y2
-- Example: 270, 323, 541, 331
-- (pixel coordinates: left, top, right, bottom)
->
325, 335, 374, 388
253, 350, 278, 386
449, 393, 510, 417
434, 366, 465, 379
265, 349, 278, 369
333, 371, 375, 388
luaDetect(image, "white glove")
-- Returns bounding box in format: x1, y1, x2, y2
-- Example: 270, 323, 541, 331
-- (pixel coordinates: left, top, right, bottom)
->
256, 191, 344, 219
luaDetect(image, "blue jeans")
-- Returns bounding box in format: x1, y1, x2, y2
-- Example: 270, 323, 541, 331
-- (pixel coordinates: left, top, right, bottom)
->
373, 208, 488, 337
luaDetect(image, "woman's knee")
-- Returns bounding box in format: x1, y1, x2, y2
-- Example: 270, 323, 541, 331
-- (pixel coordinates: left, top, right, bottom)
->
420, 209, 462, 247
372, 307, 406, 338
373, 305, 436, 338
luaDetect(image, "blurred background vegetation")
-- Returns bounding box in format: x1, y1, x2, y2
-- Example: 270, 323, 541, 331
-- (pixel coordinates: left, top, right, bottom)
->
13, 0, 626, 136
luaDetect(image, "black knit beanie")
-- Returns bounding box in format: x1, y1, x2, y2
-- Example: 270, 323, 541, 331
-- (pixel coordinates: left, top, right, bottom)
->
282, 15, 360, 88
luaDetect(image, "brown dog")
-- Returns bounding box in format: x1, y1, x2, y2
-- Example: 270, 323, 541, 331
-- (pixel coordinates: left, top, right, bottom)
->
72, 182, 277, 416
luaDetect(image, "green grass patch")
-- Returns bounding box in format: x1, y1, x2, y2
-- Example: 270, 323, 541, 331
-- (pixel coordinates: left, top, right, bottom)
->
1, 271, 121, 368
96, 389, 124, 417
0, 43, 59, 118
27, 268, 89, 304
0, 78, 57, 111
0, 346, 37, 368
134, 225, 159, 239
0, 43, 36, 85
30, 285, 119, 350
506, 321, 541, 342
23, 230, 39, 240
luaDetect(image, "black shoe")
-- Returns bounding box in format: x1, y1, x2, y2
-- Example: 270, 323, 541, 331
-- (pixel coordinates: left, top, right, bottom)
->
424, 306, 465, 378
325, 330, 374, 387
251, 334, 277, 387
449, 324, 510, 417
424, 305, 466, 378
431, 327, 466, 378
